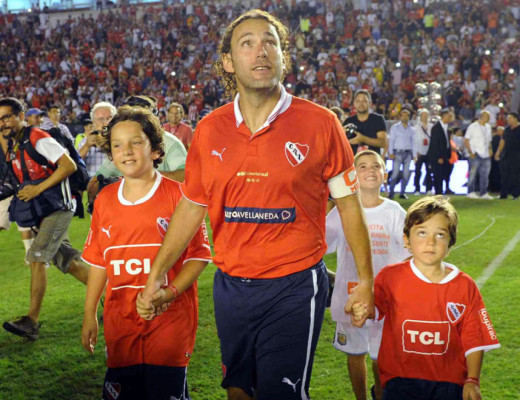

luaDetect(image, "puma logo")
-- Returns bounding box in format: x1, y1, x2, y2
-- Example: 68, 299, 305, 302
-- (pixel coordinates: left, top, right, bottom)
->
101, 226, 111, 238
282, 377, 301, 393
211, 147, 226, 162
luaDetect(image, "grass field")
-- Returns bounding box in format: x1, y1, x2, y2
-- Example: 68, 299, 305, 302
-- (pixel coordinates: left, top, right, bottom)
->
0, 195, 518, 399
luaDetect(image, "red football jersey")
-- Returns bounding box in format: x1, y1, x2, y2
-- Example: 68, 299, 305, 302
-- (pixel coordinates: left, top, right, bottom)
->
82, 174, 211, 368
375, 260, 500, 387
181, 91, 354, 278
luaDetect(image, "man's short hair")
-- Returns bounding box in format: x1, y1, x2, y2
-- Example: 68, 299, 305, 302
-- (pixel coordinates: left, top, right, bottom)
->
353, 89, 372, 104
168, 102, 184, 115
90, 102, 117, 120
0, 97, 25, 114
508, 111, 519, 121
48, 104, 60, 111
214, 9, 291, 98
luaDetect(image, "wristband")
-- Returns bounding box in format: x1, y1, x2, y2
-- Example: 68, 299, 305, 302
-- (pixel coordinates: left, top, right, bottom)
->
464, 377, 480, 386
166, 284, 178, 301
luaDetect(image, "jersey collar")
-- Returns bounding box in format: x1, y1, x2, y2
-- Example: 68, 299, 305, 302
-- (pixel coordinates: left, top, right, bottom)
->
233, 85, 293, 133
118, 171, 162, 206
410, 258, 460, 284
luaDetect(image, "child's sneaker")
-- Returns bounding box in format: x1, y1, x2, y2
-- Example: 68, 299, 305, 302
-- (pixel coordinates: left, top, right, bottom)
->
3, 315, 41, 340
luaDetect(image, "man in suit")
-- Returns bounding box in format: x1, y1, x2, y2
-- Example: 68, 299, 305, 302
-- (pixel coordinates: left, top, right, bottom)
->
427, 108, 453, 195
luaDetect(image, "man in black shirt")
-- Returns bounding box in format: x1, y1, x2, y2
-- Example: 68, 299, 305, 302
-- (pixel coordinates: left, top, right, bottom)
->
344, 90, 387, 156
495, 112, 520, 199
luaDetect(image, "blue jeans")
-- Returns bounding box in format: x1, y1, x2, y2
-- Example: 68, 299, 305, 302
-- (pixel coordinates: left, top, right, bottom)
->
467, 155, 491, 196
390, 150, 413, 196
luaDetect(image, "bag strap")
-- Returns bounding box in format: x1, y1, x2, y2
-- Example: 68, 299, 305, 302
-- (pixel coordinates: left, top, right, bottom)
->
18, 127, 52, 182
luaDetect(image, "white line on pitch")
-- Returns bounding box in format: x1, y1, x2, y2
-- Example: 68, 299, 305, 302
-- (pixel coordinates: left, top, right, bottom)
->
476, 229, 520, 289
451, 216, 496, 252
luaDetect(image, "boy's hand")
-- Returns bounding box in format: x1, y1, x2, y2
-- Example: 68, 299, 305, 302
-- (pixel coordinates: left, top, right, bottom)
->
136, 292, 156, 320
463, 383, 481, 400
150, 288, 172, 316
344, 281, 374, 327
81, 314, 98, 354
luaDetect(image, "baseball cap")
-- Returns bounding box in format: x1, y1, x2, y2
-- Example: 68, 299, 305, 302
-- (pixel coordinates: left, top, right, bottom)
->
26, 108, 44, 116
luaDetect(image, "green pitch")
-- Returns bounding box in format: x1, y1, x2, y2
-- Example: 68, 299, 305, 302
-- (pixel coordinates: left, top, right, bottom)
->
0, 196, 518, 399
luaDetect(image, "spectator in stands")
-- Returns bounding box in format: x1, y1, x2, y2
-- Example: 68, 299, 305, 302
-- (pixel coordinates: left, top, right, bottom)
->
162, 103, 194, 150
465, 110, 494, 200
388, 108, 417, 199
495, 112, 520, 200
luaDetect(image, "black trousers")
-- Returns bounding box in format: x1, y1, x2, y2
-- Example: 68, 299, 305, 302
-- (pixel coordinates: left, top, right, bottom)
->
414, 155, 432, 192
430, 160, 449, 195
500, 158, 520, 198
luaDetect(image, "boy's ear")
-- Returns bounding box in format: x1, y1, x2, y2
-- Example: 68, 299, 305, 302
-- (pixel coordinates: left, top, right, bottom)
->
383, 171, 388, 184
403, 234, 410, 250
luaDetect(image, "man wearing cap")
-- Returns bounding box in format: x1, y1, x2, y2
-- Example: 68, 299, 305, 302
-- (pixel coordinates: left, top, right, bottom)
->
427, 108, 453, 195
388, 108, 417, 199
25, 108, 44, 127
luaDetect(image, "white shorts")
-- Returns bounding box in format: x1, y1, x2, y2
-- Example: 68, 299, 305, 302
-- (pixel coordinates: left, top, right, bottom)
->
0, 196, 32, 232
333, 319, 383, 360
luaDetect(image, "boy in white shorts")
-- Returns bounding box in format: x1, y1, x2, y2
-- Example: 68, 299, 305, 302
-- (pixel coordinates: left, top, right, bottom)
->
326, 150, 409, 400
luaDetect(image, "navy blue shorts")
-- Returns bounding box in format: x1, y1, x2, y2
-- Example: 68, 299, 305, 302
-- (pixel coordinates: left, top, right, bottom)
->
213, 260, 329, 400
103, 364, 189, 400
383, 377, 463, 400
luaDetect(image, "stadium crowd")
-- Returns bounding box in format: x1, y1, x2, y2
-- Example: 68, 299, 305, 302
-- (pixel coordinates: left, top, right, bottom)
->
0, 0, 519, 128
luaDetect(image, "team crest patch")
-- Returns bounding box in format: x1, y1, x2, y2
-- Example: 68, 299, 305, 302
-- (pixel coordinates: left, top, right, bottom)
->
337, 332, 347, 346
105, 382, 121, 400
285, 141, 309, 167
157, 217, 171, 239
446, 302, 466, 323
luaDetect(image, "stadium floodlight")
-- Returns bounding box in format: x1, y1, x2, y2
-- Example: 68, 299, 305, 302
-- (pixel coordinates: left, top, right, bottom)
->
396, 62, 401, 68
485, 50, 491, 55
299, 66, 305, 71
28, 8, 32, 12
286, 83, 292, 88
499, 102, 504, 108
170, 71, 176, 77
191, 85, 196, 89
509, 68, 515, 74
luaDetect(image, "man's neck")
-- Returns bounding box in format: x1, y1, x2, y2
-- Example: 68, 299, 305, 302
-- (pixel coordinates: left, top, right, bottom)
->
511, 122, 520, 130
238, 85, 282, 134
402, 121, 408, 128
356, 112, 369, 122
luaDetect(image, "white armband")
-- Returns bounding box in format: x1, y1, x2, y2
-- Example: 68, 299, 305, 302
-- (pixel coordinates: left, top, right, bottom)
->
327, 165, 359, 198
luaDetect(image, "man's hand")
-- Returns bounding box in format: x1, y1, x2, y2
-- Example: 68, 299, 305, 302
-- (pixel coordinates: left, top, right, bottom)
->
348, 131, 364, 145
389, 154, 395, 160
494, 153, 500, 162
463, 383, 481, 400
17, 184, 43, 201
81, 314, 98, 354
344, 281, 374, 327
438, 158, 444, 164
86, 133, 98, 147
136, 291, 156, 321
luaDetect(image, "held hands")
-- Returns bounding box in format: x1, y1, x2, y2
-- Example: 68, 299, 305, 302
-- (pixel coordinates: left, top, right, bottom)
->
17, 184, 43, 201
463, 383, 481, 400
344, 281, 374, 327
136, 288, 172, 320
81, 314, 99, 355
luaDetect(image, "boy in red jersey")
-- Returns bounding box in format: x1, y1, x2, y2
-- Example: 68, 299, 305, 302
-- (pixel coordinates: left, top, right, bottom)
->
139, 9, 374, 400
353, 196, 500, 400
81, 106, 211, 400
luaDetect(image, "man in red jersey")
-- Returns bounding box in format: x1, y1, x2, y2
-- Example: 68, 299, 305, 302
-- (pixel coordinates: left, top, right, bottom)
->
138, 10, 374, 400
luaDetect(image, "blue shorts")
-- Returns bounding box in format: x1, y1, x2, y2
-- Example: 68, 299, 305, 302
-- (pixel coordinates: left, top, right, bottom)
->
103, 364, 189, 400
213, 260, 328, 400
383, 377, 463, 400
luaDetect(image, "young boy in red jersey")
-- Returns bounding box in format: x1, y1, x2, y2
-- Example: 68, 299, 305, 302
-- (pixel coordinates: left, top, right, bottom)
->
353, 196, 500, 400
327, 150, 408, 400
81, 106, 211, 400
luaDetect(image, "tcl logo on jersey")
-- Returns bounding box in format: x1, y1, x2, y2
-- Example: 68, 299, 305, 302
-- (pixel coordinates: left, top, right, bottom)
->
110, 259, 152, 276
285, 141, 309, 167
402, 320, 450, 355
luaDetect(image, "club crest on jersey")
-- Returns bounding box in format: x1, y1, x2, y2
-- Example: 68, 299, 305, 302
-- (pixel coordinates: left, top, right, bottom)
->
446, 302, 466, 323
105, 382, 121, 400
285, 141, 309, 167
157, 217, 171, 239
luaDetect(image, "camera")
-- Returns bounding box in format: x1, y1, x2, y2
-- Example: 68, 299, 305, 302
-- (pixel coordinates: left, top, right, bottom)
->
91, 130, 101, 135
344, 123, 358, 139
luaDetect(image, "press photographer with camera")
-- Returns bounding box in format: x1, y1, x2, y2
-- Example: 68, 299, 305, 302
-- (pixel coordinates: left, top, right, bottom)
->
0, 97, 90, 341
344, 90, 388, 156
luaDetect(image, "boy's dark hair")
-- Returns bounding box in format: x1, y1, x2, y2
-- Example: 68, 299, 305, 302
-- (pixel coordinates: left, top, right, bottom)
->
214, 9, 291, 98
100, 106, 165, 168
404, 196, 458, 247
0, 97, 25, 114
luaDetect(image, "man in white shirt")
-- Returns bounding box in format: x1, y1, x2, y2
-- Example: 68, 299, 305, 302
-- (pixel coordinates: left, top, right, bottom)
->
465, 110, 494, 199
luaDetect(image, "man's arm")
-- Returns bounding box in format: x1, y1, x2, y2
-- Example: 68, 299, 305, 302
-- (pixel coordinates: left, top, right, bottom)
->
140, 197, 207, 306
350, 130, 387, 149
17, 153, 76, 201
334, 193, 374, 326
160, 169, 185, 182
78, 135, 97, 159
494, 138, 504, 161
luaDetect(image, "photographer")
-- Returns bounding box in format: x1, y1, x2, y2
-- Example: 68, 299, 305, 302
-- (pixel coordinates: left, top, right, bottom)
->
78, 102, 116, 176
344, 90, 387, 156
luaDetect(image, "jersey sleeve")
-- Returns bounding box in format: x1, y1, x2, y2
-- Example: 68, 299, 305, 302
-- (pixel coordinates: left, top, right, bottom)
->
180, 127, 208, 206
325, 207, 342, 255
323, 114, 355, 182
459, 280, 500, 357
81, 199, 105, 269
374, 268, 390, 321
183, 220, 212, 262
158, 132, 187, 172
33, 135, 66, 164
